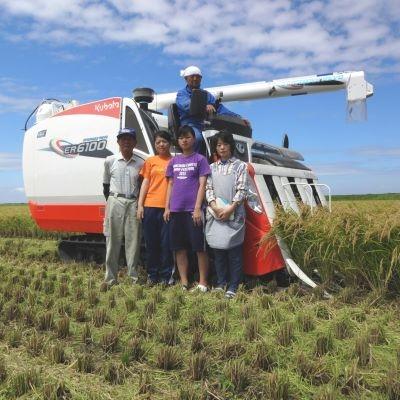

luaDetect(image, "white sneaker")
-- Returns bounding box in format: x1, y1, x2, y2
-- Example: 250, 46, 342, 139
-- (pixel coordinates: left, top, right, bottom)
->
191, 284, 208, 293
225, 290, 236, 299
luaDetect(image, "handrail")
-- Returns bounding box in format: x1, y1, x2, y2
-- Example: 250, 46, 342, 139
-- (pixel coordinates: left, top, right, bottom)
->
282, 182, 314, 213
282, 181, 332, 213
310, 183, 332, 212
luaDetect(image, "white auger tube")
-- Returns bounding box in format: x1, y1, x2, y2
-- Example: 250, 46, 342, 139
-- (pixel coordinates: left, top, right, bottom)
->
150, 71, 373, 121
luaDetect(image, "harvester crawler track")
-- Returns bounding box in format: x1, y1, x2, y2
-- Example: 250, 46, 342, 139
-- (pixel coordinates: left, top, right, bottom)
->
58, 234, 146, 266
58, 234, 106, 264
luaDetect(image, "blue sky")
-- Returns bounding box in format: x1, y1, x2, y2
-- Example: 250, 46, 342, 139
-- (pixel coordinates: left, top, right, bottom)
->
0, 0, 400, 202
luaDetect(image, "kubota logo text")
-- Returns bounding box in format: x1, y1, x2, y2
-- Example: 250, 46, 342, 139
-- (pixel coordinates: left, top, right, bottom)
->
94, 100, 120, 113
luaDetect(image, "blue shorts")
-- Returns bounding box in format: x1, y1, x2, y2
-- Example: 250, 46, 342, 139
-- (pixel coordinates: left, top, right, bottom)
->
169, 212, 206, 252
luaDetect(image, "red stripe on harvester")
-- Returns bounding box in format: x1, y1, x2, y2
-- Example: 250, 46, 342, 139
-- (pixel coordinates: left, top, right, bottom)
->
54, 97, 121, 119
29, 201, 105, 233
243, 164, 285, 276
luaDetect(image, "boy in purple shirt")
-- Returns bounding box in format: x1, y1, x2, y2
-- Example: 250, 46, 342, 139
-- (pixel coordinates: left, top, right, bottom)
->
164, 125, 211, 291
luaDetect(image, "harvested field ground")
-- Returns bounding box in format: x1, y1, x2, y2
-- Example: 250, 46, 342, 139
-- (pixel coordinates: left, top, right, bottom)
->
0, 202, 399, 399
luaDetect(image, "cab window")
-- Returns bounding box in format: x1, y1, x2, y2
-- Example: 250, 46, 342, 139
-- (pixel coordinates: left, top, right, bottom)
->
124, 106, 149, 154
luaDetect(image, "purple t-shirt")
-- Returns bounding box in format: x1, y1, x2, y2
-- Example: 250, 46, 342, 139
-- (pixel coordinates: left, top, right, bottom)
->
166, 152, 211, 212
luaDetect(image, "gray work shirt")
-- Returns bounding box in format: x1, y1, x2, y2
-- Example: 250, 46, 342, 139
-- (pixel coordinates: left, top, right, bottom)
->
103, 153, 144, 198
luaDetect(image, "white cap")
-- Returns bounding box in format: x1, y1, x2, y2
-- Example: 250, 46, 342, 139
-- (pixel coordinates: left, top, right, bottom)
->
180, 65, 202, 78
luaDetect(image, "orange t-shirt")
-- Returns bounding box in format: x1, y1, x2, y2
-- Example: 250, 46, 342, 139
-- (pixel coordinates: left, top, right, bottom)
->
140, 155, 171, 208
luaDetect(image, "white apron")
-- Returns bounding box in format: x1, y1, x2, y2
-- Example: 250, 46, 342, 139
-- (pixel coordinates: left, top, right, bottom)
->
205, 164, 245, 250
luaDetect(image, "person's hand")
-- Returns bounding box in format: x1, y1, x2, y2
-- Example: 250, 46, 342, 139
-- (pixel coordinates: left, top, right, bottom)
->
210, 203, 223, 219
136, 205, 144, 220
218, 204, 235, 221
206, 104, 216, 114
163, 208, 170, 222
192, 207, 203, 226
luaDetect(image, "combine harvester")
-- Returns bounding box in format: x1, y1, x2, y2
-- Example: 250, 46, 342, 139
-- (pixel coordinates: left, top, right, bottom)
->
23, 71, 373, 289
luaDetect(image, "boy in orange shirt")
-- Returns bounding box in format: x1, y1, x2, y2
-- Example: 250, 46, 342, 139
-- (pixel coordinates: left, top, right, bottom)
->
137, 131, 173, 285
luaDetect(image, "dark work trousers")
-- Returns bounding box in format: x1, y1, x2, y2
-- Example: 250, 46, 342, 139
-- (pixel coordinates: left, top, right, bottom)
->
143, 207, 173, 283
213, 245, 243, 293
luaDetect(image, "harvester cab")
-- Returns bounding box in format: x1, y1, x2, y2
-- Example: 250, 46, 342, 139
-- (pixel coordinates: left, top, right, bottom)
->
23, 71, 373, 289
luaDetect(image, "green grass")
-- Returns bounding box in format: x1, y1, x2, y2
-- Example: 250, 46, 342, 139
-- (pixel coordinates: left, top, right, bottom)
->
0, 202, 399, 398
332, 193, 400, 201
0, 205, 63, 239
0, 252, 399, 399
0, 237, 58, 261
0, 204, 30, 215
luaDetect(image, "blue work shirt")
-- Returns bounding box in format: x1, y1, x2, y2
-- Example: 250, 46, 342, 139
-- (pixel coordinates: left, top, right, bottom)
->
176, 85, 240, 131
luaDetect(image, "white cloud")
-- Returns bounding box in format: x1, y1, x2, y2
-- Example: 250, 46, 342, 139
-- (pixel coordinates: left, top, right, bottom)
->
311, 162, 365, 176
311, 154, 400, 178
0, 153, 21, 171
112, 0, 172, 17
0, 77, 42, 113
0, 93, 40, 114
0, 77, 38, 93
51, 51, 82, 62
352, 146, 400, 157
0, 186, 27, 203
0, 76, 100, 114
0, 0, 398, 77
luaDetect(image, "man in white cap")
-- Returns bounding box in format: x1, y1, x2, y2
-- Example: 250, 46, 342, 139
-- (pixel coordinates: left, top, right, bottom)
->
176, 66, 241, 153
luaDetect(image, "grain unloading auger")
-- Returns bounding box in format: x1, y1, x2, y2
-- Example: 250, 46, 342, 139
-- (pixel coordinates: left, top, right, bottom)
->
23, 70, 373, 289
151, 70, 373, 121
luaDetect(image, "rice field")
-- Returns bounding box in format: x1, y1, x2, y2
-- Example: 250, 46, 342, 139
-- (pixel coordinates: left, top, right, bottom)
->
271, 200, 400, 295
0, 201, 399, 399
0, 205, 62, 240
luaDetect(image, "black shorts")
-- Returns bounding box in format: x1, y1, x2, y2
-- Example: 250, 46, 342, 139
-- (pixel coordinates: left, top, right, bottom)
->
169, 212, 206, 252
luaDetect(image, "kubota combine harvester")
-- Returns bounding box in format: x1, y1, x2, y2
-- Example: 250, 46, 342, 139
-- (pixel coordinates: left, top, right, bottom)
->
23, 71, 373, 288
